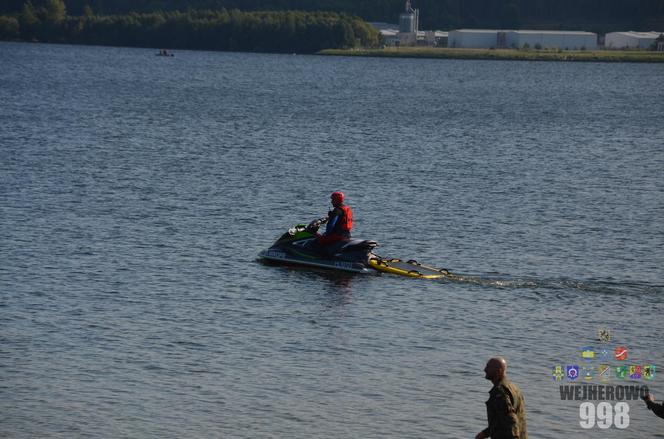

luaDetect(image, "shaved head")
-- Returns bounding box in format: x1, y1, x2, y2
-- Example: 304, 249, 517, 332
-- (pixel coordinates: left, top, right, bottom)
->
484, 357, 507, 383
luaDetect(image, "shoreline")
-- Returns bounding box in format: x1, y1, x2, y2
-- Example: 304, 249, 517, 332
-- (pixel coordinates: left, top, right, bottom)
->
3, 40, 663, 63
318, 47, 664, 63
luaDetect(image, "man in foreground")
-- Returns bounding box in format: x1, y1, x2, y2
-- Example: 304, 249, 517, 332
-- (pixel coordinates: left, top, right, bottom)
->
475, 357, 528, 439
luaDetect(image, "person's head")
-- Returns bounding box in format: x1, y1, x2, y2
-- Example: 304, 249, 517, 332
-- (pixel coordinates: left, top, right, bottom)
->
484, 357, 507, 384
331, 191, 344, 207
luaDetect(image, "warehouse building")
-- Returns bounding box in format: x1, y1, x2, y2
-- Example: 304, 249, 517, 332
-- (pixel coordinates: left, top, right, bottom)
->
605, 31, 664, 49
449, 29, 598, 50
448, 29, 501, 48
507, 30, 597, 50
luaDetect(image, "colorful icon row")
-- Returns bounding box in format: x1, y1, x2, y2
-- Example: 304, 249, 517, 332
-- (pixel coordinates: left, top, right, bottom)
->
553, 365, 656, 382
580, 346, 629, 361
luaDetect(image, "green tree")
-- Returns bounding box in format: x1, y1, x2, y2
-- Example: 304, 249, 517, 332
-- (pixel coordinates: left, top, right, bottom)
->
7, 8, 381, 52
0, 16, 20, 39
20, 1, 38, 24
338, 21, 355, 48
19, 1, 40, 39
45, 0, 67, 24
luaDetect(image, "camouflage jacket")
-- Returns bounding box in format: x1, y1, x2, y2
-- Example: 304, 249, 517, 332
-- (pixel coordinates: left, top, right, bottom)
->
481, 378, 527, 439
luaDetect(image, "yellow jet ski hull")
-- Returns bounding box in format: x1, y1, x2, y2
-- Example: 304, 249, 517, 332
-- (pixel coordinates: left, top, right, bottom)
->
369, 258, 450, 279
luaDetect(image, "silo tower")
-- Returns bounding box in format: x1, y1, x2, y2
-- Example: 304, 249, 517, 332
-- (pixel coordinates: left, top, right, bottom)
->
399, 0, 419, 33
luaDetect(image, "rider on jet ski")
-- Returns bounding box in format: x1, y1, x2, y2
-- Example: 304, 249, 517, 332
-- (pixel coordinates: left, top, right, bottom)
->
317, 191, 353, 246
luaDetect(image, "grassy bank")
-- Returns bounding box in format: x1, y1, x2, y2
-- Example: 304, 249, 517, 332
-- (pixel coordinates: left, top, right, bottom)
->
319, 47, 664, 63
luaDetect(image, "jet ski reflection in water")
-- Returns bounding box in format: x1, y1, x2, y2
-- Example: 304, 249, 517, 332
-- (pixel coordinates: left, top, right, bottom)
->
259, 191, 378, 273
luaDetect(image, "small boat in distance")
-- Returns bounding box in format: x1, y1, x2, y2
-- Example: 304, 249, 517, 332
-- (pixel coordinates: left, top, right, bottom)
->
156, 49, 174, 57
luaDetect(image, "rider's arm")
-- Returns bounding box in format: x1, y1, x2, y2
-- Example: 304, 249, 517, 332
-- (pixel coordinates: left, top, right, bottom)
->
325, 209, 341, 235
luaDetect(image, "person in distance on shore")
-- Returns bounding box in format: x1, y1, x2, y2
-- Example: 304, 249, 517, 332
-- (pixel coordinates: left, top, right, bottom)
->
475, 357, 528, 439
642, 393, 664, 419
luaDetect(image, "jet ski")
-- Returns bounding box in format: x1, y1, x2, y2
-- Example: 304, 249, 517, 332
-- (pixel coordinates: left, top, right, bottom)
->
258, 218, 379, 273
259, 219, 453, 278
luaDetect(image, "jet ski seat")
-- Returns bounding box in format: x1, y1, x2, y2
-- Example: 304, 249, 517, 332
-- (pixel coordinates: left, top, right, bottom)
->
336, 239, 378, 253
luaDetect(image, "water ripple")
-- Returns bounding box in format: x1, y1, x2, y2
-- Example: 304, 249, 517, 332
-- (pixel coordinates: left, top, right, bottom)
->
1, 42, 663, 439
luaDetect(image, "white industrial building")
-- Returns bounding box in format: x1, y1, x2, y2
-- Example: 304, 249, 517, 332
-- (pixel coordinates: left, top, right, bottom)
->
605, 31, 663, 49
399, 0, 419, 35
449, 29, 598, 50
373, 26, 447, 47
507, 30, 597, 50
369, 1, 447, 47
396, 0, 419, 46
396, 30, 444, 46
448, 29, 501, 48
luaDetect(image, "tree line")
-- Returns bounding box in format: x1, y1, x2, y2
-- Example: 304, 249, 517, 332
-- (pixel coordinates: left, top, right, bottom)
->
2, 0, 663, 32
0, 2, 380, 52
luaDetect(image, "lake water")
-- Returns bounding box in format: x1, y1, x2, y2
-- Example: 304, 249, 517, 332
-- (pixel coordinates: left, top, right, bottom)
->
1, 41, 663, 438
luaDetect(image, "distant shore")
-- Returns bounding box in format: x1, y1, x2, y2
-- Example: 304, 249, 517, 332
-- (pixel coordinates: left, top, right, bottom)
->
318, 47, 664, 63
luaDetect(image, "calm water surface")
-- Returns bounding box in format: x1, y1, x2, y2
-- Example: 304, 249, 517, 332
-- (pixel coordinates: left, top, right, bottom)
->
1, 42, 663, 438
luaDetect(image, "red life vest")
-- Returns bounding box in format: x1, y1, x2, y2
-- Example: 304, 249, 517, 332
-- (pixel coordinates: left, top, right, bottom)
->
337, 205, 353, 232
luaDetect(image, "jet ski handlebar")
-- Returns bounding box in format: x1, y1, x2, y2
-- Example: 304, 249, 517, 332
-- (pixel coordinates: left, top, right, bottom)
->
305, 217, 328, 233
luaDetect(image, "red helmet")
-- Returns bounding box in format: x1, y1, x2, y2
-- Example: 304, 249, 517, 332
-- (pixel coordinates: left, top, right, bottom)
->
331, 191, 344, 206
